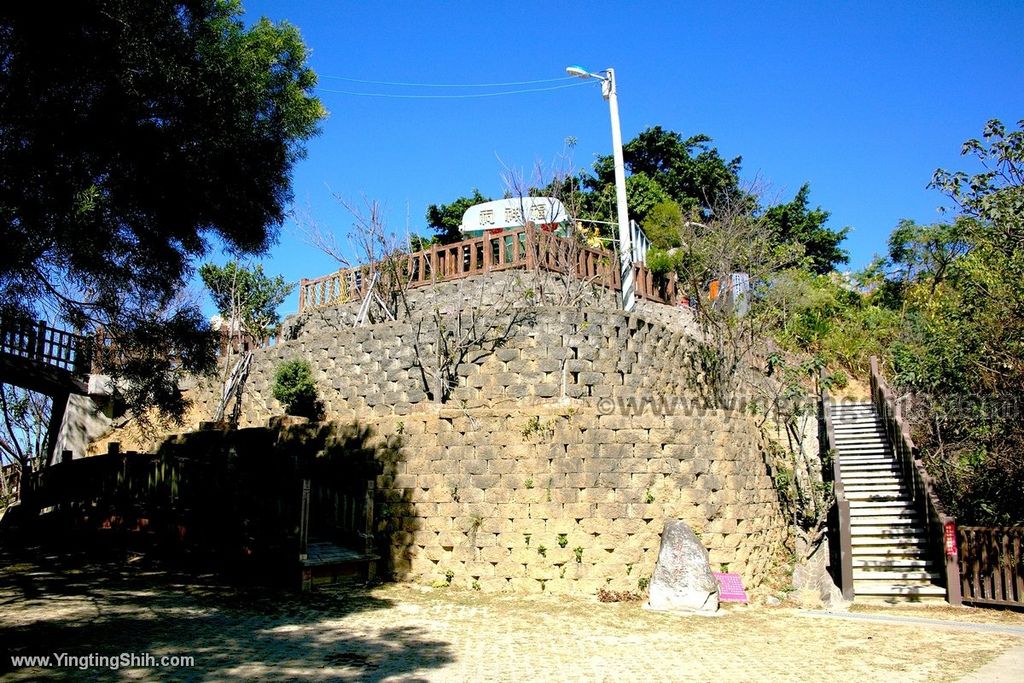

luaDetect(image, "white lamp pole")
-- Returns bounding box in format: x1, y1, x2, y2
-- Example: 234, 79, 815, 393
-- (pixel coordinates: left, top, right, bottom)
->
566, 65, 635, 312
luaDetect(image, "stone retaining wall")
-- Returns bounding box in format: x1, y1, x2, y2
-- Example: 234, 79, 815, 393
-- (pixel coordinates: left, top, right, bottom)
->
356, 406, 786, 594
169, 272, 788, 594
189, 303, 707, 425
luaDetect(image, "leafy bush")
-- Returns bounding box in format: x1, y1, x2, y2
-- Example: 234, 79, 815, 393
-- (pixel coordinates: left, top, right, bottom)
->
272, 359, 322, 419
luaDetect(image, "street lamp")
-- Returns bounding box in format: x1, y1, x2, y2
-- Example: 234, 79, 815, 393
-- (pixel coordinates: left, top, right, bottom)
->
566, 65, 634, 312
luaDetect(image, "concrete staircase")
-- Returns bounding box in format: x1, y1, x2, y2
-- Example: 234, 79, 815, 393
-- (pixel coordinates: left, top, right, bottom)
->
832, 401, 946, 602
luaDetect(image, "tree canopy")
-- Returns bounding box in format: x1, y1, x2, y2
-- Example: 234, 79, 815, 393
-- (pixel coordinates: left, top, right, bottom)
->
763, 184, 850, 274
425, 189, 491, 244
586, 126, 745, 223
199, 261, 294, 341
0, 1, 324, 421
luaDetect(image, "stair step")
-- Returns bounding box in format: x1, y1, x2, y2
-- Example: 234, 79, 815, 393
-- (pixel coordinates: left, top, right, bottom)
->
848, 499, 916, 508
852, 583, 947, 597
851, 517, 922, 527
840, 458, 896, 464
850, 512, 919, 520
850, 523, 925, 534
845, 492, 906, 501
840, 468, 897, 475
852, 546, 929, 557
836, 448, 890, 454
853, 570, 941, 581
843, 473, 902, 480
854, 557, 932, 569
845, 488, 907, 496
844, 481, 905, 488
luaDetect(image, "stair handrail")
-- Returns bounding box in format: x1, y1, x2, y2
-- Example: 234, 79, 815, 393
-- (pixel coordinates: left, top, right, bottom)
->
821, 374, 854, 600
868, 356, 962, 605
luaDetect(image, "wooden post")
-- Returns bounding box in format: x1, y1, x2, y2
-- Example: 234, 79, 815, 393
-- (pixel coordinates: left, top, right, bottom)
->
483, 233, 492, 272
35, 320, 47, 361
299, 478, 310, 560
525, 225, 536, 271
364, 477, 376, 582
298, 278, 307, 313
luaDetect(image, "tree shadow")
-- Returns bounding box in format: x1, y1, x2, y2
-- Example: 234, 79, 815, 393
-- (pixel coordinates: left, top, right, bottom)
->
0, 548, 452, 681
1, 418, 437, 679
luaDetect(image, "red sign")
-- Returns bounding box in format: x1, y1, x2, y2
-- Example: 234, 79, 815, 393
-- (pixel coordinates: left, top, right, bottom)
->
944, 521, 958, 557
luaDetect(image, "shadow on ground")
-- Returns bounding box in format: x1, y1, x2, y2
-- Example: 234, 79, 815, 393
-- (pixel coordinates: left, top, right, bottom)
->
0, 547, 452, 681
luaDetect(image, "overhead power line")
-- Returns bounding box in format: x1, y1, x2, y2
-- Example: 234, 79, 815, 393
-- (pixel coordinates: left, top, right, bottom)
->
316, 81, 590, 99
318, 75, 576, 88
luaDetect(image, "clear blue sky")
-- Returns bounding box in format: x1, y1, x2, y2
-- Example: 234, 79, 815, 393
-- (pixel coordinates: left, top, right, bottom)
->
228, 0, 1024, 316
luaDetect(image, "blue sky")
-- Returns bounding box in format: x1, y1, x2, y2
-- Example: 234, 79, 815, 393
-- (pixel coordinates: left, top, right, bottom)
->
230, 0, 1024, 316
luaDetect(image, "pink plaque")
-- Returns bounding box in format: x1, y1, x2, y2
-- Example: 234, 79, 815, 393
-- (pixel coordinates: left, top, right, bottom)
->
713, 572, 748, 603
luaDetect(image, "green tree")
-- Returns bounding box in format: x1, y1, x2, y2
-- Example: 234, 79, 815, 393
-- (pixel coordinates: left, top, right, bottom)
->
425, 189, 491, 244
199, 262, 294, 342
879, 119, 1024, 523
0, 1, 324, 422
763, 184, 849, 274
586, 126, 745, 217
641, 201, 686, 250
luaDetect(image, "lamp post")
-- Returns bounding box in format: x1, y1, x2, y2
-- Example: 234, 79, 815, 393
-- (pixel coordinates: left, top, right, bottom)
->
566, 65, 634, 311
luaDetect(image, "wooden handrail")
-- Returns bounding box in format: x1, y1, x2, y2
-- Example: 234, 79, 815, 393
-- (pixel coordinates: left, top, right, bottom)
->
0, 317, 91, 376
821, 373, 854, 600
297, 225, 676, 313
869, 356, 962, 605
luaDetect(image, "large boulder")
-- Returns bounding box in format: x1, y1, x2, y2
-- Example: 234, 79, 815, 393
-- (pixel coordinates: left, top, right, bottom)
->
646, 520, 719, 613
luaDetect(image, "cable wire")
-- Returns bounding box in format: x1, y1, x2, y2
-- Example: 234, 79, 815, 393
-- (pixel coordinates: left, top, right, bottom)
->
318, 74, 576, 88
316, 81, 591, 99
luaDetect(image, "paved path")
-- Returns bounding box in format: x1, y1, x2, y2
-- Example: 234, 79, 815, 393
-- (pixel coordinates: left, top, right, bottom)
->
1, 553, 1022, 682
800, 610, 1024, 636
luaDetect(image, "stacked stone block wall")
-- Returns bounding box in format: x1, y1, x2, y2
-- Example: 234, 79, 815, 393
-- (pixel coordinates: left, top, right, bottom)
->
189, 301, 706, 425
359, 406, 786, 594
171, 271, 789, 594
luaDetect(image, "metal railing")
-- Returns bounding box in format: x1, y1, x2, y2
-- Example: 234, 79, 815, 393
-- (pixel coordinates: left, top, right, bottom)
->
869, 356, 962, 605
298, 225, 676, 313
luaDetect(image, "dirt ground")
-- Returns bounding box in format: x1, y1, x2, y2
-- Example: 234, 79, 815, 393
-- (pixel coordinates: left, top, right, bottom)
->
0, 550, 1020, 682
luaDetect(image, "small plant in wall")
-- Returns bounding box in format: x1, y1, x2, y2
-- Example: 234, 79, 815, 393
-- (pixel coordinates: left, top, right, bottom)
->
537, 544, 547, 558
573, 546, 584, 563
520, 415, 555, 441
272, 358, 323, 419
557, 533, 568, 548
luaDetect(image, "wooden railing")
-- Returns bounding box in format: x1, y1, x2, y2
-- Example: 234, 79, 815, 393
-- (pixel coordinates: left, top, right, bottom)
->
821, 375, 854, 600
869, 356, 962, 605
0, 317, 91, 376
958, 526, 1024, 607
298, 225, 675, 313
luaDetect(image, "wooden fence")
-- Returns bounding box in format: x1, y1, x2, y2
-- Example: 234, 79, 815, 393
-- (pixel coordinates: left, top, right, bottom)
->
20, 440, 377, 582
0, 317, 90, 375
820, 375, 854, 600
298, 225, 676, 313
959, 526, 1024, 607
869, 356, 962, 605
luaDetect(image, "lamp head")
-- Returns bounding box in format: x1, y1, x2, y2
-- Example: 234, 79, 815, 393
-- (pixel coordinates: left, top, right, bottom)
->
565, 65, 592, 79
